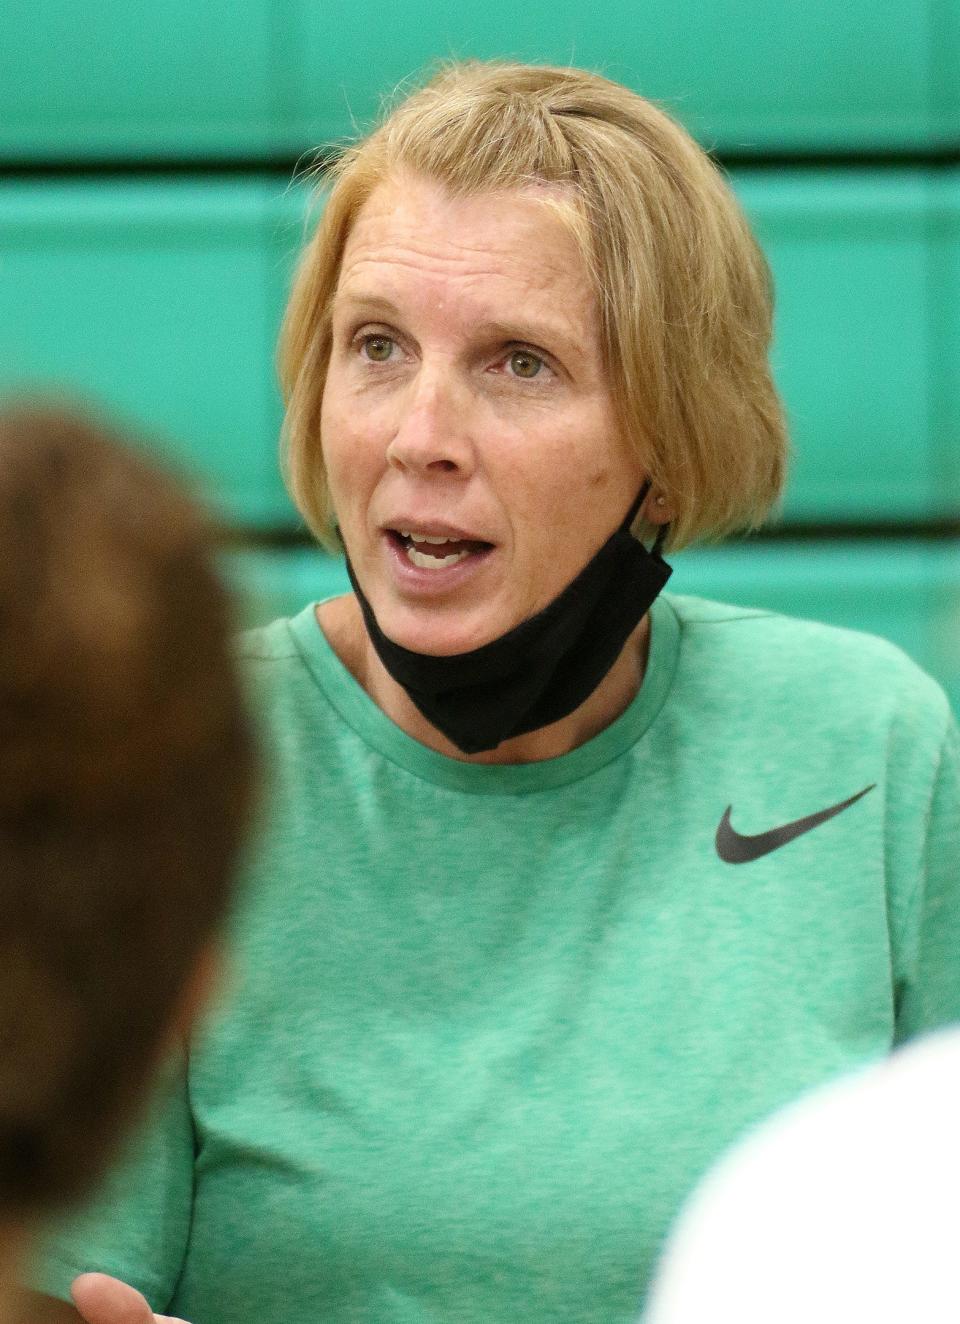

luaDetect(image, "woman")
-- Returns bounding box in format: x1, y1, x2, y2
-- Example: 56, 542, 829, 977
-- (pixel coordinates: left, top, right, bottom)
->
30, 61, 960, 1324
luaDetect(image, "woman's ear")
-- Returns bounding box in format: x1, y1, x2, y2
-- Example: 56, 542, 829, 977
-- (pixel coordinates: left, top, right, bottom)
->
643, 490, 673, 525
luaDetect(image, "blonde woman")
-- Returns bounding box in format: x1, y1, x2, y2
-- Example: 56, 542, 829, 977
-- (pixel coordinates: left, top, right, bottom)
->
29, 62, 960, 1324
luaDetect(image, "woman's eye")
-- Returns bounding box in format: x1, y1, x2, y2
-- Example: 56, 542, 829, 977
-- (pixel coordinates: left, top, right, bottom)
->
507, 349, 544, 379
360, 335, 395, 363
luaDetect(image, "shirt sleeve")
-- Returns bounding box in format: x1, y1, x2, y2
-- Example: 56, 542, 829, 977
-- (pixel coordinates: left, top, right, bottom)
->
891, 696, 960, 1042
28, 1050, 195, 1313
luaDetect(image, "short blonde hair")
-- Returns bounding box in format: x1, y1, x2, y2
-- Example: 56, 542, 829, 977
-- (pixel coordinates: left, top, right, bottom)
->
279, 61, 787, 551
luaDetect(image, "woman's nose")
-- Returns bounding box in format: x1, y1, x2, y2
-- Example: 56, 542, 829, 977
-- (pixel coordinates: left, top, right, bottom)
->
385, 370, 475, 478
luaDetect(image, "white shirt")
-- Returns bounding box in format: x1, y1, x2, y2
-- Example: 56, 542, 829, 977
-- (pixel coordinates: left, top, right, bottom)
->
645, 1028, 960, 1323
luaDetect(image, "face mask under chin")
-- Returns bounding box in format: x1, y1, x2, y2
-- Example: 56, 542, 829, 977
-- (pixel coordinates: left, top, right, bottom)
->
344, 484, 672, 754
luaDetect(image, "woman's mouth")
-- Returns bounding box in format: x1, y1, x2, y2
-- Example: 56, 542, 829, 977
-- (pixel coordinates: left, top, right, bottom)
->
389, 529, 493, 570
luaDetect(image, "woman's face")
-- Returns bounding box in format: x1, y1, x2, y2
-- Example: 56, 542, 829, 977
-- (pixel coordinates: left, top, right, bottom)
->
321, 171, 646, 656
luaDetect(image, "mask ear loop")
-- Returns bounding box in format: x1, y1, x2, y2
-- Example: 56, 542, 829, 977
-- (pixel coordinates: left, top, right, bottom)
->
626, 480, 651, 529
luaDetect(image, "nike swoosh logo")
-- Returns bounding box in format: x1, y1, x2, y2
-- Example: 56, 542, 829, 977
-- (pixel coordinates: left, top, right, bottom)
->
716, 784, 876, 864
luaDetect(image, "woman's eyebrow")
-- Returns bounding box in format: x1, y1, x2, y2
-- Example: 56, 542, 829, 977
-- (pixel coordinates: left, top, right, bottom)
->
472, 317, 582, 358
331, 292, 401, 319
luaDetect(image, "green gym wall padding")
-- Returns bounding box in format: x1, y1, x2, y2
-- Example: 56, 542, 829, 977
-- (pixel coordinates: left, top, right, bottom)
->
932, 170, 960, 503
0, 177, 298, 527
2, 0, 957, 161
733, 169, 957, 523
0, 0, 277, 161
286, 0, 957, 156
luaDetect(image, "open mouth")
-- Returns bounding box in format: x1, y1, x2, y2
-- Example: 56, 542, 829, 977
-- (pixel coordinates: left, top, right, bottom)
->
388, 529, 494, 570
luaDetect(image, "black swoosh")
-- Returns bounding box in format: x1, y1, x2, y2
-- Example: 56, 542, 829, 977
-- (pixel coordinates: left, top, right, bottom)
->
716, 784, 876, 864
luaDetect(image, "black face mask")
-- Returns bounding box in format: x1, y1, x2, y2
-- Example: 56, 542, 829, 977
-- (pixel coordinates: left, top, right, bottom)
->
344, 484, 672, 755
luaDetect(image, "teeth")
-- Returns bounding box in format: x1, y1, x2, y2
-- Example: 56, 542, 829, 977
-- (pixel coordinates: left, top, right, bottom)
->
398, 530, 455, 545
405, 545, 472, 570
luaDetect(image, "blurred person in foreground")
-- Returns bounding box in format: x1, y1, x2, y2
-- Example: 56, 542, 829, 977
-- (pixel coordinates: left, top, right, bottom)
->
26, 62, 960, 1324
644, 1025, 960, 1322
0, 407, 255, 1323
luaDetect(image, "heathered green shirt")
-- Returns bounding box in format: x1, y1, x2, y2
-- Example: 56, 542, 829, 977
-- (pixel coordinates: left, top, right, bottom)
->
33, 595, 960, 1322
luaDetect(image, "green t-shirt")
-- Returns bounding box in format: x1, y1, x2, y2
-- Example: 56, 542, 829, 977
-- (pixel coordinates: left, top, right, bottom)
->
33, 595, 960, 1322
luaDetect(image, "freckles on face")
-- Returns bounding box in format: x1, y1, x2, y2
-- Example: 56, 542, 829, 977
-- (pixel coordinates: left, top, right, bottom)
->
319, 172, 644, 651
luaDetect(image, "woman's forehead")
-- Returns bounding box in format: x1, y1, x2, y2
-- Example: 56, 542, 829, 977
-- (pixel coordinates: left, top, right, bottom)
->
335, 173, 596, 322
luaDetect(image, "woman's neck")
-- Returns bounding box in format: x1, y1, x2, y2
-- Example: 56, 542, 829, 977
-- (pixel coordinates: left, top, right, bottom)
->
316, 595, 650, 765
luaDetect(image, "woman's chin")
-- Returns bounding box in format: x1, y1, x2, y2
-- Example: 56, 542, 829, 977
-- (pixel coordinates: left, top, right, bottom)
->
370, 602, 508, 658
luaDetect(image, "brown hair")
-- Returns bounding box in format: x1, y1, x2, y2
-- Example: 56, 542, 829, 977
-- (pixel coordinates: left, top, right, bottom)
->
0, 404, 256, 1215
279, 60, 788, 552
